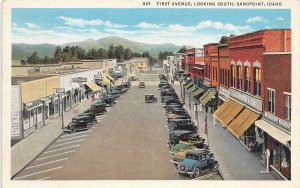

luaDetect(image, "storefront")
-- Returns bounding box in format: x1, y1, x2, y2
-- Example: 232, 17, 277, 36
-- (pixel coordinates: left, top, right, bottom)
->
85, 81, 103, 101
218, 86, 229, 106
255, 112, 291, 180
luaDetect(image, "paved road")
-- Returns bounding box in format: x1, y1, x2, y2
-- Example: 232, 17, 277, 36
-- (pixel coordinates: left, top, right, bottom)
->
13, 80, 221, 180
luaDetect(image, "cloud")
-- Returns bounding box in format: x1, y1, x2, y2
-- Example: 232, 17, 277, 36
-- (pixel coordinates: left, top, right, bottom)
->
135, 22, 162, 29
277, 17, 285, 21
266, 26, 272, 29
246, 16, 268, 23
12, 22, 18, 27
58, 16, 127, 28
25, 22, 40, 29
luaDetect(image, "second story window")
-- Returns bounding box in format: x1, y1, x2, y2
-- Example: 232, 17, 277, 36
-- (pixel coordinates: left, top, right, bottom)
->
231, 65, 236, 88
237, 66, 242, 90
268, 89, 275, 113
284, 94, 291, 121
244, 66, 250, 92
254, 67, 261, 96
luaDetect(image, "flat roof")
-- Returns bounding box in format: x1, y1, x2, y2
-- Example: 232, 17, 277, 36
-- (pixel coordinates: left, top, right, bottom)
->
11, 75, 56, 84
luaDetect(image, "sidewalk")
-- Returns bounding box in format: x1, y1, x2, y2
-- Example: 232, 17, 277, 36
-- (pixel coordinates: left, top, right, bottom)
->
173, 82, 275, 180
11, 98, 94, 177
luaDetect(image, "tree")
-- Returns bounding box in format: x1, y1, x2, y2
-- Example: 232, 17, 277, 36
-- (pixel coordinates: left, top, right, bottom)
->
87, 48, 99, 59
219, 35, 229, 44
42, 56, 50, 64
124, 48, 132, 60
98, 48, 108, 59
178, 46, 187, 53
20, 59, 26, 65
54, 46, 63, 62
108, 45, 115, 59
27, 51, 40, 64
115, 45, 124, 61
158, 51, 174, 61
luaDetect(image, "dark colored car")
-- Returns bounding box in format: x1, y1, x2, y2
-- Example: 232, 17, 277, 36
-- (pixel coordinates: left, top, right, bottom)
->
78, 112, 98, 126
166, 114, 191, 123
145, 94, 157, 103
167, 109, 189, 116
177, 149, 218, 177
139, 82, 145, 88
63, 116, 93, 133
121, 82, 131, 88
168, 130, 199, 146
89, 102, 107, 115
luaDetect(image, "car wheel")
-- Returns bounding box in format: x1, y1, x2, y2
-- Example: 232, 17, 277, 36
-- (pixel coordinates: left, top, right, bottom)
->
178, 163, 188, 174
211, 162, 219, 172
70, 127, 76, 134
170, 140, 176, 146
92, 121, 97, 126
193, 167, 201, 177
87, 123, 92, 130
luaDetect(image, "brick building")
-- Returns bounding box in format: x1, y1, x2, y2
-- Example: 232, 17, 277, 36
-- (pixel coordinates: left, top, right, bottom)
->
203, 43, 218, 89
214, 29, 291, 180
217, 44, 230, 105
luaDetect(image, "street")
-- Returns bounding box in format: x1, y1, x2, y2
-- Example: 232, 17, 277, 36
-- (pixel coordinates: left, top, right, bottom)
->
13, 80, 221, 180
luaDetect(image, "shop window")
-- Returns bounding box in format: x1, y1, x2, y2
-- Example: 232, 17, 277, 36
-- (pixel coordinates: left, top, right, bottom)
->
284, 94, 291, 121
254, 67, 261, 96
268, 89, 275, 113
271, 139, 291, 180
231, 65, 236, 87
237, 66, 242, 90
244, 66, 251, 92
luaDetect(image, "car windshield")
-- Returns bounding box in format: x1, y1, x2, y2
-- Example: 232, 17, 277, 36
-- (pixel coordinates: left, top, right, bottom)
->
186, 154, 199, 160
71, 119, 80, 123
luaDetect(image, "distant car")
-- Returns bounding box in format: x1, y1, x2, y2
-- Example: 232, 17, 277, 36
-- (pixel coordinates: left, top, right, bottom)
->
145, 94, 157, 103
63, 116, 93, 133
177, 149, 218, 177
139, 82, 145, 88
78, 112, 98, 126
121, 81, 131, 88
168, 119, 197, 132
89, 102, 107, 115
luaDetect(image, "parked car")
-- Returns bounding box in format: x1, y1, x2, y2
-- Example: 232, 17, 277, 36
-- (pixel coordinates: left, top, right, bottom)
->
145, 94, 157, 103
78, 112, 98, 126
170, 140, 208, 154
176, 149, 218, 177
121, 81, 131, 88
128, 76, 138, 81
168, 130, 198, 146
96, 97, 115, 106
166, 114, 191, 123
139, 82, 145, 88
63, 116, 93, 133
89, 102, 107, 115
167, 109, 189, 116
168, 119, 197, 132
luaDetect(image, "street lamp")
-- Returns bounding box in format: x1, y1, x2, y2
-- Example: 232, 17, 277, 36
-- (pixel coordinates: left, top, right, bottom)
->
56, 88, 65, 129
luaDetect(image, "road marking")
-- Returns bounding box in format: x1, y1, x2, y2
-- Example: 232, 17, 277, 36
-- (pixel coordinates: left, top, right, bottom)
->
14, 166, 62, 180
37, 150, 75, 161
26, 158, 68, 170
44, 145, 80, 154
192, 173, 213, 180
61, 131, 92, 138
37, 176, 51, 180
56, 135, 88, 142
50, 139, 85, 148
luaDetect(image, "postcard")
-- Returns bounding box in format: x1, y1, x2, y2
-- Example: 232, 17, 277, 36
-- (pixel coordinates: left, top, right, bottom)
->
1, 0, 300, 187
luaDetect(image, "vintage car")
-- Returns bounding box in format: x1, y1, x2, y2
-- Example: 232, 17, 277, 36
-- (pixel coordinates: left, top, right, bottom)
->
63, 116, 93, 133
166, 114, 191, 122
168, 119, 197, 132
89, 102, 107, 115
168, 130, 199, 146
167, 109, 189, 117
145, 94, 157, 103
128, 76, 138, 81
170, 140, 208, 154
98, 96, 116, 106
121, 81, 131, 88
77, 112, 98, 126
177, 149, 219, 177
139, 82, 145, 88
114, 85, 128, 93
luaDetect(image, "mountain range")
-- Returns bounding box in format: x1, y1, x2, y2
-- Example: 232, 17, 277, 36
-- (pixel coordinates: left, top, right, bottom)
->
12, 36, 189, 61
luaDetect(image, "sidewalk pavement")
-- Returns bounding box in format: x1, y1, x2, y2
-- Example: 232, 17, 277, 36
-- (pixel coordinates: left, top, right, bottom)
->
11, 98, 94, 177
173, 81, 275, 180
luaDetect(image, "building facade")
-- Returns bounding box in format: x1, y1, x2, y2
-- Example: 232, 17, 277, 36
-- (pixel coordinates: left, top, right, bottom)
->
203, 43, 218, 89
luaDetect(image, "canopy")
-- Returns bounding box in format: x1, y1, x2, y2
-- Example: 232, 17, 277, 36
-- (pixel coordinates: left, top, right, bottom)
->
186, 84, 198, 93
191, 88, 204, 97
184, 82, 193, 89
214, 100, 244, 127
200, 91, 217, 106
86, 82, 102, 92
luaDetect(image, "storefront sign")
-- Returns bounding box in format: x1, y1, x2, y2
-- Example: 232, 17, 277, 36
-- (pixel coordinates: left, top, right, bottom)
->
195, 48, 204, 57
229, 88, 262, 111
94, 75, 102, 79
263, 112, 291, 131
11, 87, 21, 138
204, 77, 210, 86
72, 77, 87, 83
219, 86, 229, 97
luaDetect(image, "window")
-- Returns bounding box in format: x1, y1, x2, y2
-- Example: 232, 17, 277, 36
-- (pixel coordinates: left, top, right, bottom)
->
244, 66, 250, 92
254, 68, 261, 96
284, 94, 291, 120
268, 89, 275, 113
237, 66, 242, 90
231, 65, 236, 87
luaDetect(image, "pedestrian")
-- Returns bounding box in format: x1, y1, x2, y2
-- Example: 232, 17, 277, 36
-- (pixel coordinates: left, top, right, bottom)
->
199, 104, 203, 112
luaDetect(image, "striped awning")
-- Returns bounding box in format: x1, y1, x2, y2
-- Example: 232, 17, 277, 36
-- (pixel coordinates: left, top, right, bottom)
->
191, 88, 204, 97
187, 84, 197, 93
200, 91, 217, 106
184, 82, 193, 89
86, 82, 102, 92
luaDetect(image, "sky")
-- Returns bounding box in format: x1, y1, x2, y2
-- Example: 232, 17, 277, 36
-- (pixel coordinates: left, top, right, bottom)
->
12, 8, 290, 47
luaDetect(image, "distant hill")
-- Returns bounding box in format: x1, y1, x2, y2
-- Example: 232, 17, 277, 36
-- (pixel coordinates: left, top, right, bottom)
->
12, 36, 190, 61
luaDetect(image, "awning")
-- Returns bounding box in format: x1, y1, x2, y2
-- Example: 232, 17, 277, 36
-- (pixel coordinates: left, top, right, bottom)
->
187, 85, 197, 93
184, 82, 193, 89
191, 88, 204, 97
227, 108, 260, 139
214, 100, 232, 118
101, 74, 111, 85
255, 119, 290, 146
214, 100, 244, 127
86, 82, 102, 92
200, 91, 217, 106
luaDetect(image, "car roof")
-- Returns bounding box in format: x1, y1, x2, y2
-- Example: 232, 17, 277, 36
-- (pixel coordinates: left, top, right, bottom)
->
73, 116, 90, 119
79, 112, 93, 116
169, 119, 191, 122
170, 130, 194, 135
187, 149, 209, 155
